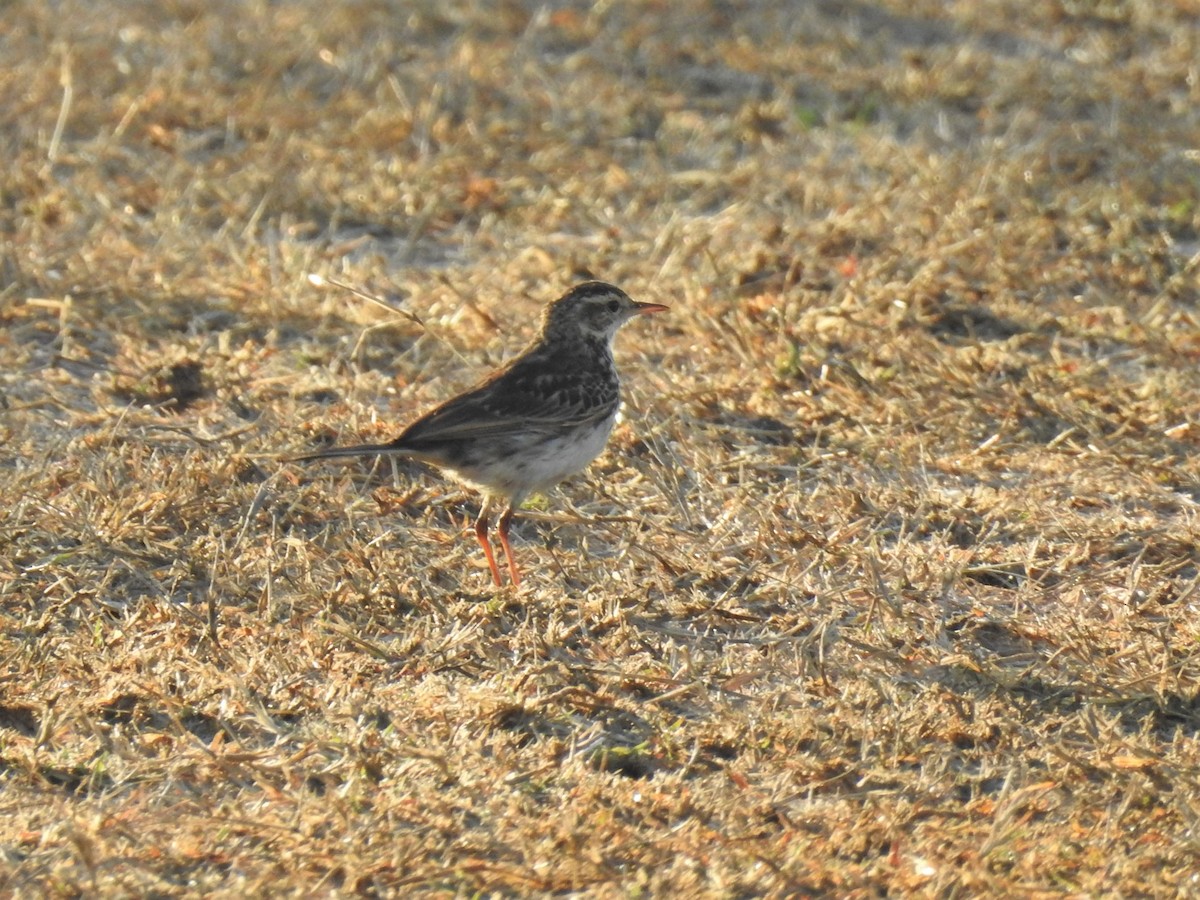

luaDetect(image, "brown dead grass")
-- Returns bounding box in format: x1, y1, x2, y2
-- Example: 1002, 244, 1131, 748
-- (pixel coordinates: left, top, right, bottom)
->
3, 0, 1200, 895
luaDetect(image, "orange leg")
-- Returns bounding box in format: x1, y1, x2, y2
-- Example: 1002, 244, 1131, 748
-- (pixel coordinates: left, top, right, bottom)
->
474, 503, 503, 586
497, 505, 521, 586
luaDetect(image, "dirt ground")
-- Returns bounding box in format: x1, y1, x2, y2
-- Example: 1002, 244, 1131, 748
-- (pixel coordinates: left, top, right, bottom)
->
3, 0, 1200, 895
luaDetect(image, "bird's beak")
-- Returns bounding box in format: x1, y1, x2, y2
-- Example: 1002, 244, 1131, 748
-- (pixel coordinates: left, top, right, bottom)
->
632, 301, 669, 315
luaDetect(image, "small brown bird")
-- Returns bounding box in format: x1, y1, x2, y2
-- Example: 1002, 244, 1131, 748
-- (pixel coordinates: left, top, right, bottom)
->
294, 281, 667, 586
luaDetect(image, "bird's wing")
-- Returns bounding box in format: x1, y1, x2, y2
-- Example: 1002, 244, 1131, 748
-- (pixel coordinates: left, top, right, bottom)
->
398, 354, 618, 446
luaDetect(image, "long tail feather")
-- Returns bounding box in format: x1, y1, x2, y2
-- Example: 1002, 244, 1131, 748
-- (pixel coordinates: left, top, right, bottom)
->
287, 442, 405, 462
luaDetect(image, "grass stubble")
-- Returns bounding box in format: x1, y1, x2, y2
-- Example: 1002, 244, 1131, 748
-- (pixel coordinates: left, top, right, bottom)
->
2, 0, 1200, 895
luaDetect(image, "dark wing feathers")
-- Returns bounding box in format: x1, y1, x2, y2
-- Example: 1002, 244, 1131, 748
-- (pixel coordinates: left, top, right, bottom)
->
395, 348, 618, 448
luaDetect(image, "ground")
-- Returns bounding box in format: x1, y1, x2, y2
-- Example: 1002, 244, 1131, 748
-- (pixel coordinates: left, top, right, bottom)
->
2, 0, 1200, 896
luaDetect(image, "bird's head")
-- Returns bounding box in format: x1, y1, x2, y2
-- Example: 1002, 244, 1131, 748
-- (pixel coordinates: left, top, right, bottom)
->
541, 281, 668, 344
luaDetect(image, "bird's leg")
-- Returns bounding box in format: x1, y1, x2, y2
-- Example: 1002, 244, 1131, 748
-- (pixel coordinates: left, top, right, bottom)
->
497, 504, 521, 586
474, 499, 503, 586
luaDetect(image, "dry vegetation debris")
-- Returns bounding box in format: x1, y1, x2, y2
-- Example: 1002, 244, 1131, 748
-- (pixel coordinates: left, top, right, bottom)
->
2, 0, 1200, 895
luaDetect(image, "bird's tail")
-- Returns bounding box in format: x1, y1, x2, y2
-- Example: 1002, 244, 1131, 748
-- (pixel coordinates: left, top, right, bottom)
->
287, 441, 406, 463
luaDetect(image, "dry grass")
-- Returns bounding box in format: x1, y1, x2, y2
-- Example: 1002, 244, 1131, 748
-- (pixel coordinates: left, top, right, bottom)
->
3, 0, 1200, 895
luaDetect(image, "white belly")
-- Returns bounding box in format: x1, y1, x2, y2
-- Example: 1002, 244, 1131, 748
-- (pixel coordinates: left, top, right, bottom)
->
450, 411, 618, 497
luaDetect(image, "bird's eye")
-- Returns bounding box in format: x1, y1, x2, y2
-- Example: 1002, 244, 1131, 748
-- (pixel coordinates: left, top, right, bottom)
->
607, 300, 620, 312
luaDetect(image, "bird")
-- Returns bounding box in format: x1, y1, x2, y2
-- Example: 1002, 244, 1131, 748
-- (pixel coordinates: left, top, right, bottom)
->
292, 281, 668, 586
